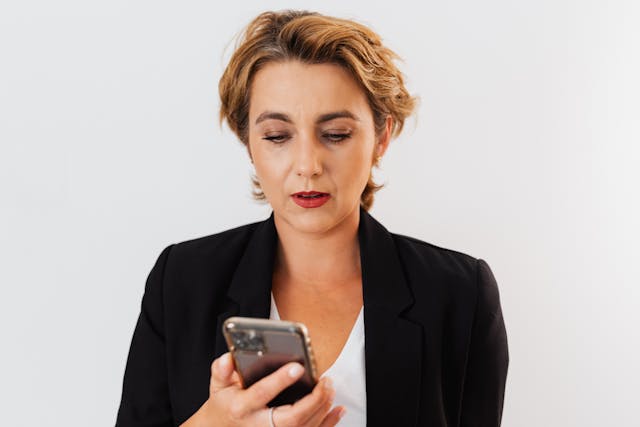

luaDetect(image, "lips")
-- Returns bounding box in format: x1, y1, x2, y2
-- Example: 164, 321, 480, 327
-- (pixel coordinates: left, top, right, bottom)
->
292, 191, 330, 199
291, 191, 331, 208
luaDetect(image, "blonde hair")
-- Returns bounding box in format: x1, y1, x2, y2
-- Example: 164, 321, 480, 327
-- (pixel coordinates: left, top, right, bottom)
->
219, 10, 417, 210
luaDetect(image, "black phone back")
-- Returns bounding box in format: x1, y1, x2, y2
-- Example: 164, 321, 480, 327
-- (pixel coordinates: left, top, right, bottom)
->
223, 317, 317, 406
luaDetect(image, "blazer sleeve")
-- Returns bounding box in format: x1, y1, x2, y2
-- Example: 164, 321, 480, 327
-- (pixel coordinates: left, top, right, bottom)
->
459, 259, 509, 427
116, 245, 175, 427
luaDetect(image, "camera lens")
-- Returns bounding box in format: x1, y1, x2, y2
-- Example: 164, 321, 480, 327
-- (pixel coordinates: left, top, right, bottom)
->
248, 335, 264, 351
230, 330, 265, 352
231, 331, 248, 349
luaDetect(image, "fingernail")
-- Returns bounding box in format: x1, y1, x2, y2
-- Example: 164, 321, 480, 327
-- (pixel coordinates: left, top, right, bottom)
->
288, 363, 303, 378
323, 377, 333, 389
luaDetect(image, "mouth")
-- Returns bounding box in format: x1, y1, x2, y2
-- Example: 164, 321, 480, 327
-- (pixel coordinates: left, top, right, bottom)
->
292, 191, 330, 199
291, 191, 331, 208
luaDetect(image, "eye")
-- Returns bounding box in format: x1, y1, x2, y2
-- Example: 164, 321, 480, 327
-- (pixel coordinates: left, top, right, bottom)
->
262, 134, 289, 144
324, 133, 351, 144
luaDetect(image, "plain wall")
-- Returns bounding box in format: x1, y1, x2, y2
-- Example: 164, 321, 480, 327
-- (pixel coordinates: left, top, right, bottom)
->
1, 0, 638, 425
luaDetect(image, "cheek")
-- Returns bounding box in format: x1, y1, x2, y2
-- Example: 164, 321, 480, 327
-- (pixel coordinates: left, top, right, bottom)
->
253, 151, 287, 190
336, 147, 374, 187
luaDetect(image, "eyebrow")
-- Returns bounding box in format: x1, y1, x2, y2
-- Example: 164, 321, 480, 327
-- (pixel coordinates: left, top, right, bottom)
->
254, 110, 360, 125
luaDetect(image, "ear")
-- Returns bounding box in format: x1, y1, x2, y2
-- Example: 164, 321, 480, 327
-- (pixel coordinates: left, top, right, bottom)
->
246, 144, 254, 164
376, 115, 393, 158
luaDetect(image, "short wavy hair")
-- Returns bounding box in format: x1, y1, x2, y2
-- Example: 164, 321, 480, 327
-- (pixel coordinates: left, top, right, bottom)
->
219, 10, 417, 211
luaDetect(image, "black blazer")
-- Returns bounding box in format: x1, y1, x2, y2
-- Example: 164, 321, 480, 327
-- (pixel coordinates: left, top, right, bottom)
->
116, 207, 508, 426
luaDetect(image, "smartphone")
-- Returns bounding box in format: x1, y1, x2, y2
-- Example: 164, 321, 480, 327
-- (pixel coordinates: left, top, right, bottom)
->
222, 316, 318, 406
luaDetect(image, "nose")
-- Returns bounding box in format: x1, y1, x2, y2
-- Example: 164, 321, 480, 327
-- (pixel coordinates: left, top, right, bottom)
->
294, 134, 323, 178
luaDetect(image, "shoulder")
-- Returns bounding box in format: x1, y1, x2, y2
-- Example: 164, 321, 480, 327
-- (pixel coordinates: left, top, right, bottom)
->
143, 219, 273, 307
156, 219, 266, 278
388, 232, 497, 307
391, 232, 478, 280
170, 220, 262, 257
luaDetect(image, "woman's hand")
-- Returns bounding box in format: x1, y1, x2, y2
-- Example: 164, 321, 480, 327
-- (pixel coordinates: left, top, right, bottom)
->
180, 353, 345, 427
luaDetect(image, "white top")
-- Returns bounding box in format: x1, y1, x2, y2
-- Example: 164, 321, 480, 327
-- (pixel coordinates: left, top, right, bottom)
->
270, 293, 367, 426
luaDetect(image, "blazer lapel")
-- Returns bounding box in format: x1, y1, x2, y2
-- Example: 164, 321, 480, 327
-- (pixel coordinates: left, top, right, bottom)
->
214, 212, 278, 357
213, 208, 424, 426
359, 208, 423, 427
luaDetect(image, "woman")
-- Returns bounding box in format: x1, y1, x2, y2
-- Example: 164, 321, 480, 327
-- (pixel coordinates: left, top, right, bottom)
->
116, 10, 508, 427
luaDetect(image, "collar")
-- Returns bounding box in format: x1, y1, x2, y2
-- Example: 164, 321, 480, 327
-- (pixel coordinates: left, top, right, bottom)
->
219, 206, 414, 314
214, 206, 422, 425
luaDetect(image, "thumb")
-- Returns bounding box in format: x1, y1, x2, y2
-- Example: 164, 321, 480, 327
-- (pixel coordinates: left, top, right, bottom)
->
210, 353, 236, 393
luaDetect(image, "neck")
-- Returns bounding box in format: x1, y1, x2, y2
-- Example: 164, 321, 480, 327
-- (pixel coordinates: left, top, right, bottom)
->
272, 206, 362, 292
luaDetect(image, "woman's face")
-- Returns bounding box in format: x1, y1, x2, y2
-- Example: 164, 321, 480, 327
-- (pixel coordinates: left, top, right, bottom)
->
248, 60, 389, 235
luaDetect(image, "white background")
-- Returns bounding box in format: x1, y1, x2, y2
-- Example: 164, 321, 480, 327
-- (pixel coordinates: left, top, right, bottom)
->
1, 0, 638, 425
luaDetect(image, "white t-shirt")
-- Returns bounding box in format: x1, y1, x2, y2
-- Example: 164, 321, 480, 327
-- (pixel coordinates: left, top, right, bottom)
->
269, 294, 367, 426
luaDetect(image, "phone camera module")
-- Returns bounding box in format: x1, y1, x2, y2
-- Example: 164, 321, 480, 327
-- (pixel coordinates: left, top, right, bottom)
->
231, 330, 265, 352
248, 334, 265, 351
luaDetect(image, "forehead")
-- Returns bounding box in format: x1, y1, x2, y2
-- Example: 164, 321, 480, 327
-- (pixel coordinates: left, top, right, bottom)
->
249, 60, 371, 121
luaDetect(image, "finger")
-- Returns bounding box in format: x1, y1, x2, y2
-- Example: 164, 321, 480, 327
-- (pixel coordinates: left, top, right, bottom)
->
300, 394, 333, 427
283, 377, 335, 425
210, 353, 235, 393
318, 406, 346, 427
238, 362, 305, 412
230, 370, 242, 385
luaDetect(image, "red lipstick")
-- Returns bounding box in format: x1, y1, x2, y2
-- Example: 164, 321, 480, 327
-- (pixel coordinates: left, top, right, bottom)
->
291, 191, 331, 208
